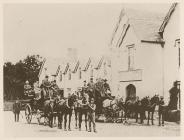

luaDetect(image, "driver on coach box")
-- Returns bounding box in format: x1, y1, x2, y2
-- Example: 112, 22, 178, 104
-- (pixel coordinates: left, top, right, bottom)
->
41, 75, 52, 99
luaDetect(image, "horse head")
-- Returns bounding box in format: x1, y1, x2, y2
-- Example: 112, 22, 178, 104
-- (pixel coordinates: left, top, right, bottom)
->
141, 96, 150, 107
150, 95, 159, 105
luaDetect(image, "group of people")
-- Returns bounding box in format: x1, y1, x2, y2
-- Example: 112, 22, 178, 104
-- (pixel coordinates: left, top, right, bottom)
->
21, 75, 112, 132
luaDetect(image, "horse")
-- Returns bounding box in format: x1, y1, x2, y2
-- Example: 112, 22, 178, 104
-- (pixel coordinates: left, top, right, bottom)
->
124, 96, 142, 123
55, 97, 66, 129
142, 95, 159, 125
56, 94, 77, 131
43, 99, 56, 128
34, 87, 57, 127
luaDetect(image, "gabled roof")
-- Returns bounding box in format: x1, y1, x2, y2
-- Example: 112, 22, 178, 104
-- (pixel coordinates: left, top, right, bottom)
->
125, 8, 165, 43
63, 63, 69, 75
112, 8, 166, 45
159, 3, 178, 33
81, 57, 91, 71
70, 60, 80, 73
39, 57, 62, 77
92, 56, 104, 70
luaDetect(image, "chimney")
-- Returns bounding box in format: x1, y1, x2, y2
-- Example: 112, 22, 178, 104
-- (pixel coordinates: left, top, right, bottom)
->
67, 48, 78, 62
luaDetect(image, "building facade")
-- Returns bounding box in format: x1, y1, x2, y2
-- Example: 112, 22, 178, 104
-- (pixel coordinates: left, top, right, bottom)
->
110, 3, 180, 103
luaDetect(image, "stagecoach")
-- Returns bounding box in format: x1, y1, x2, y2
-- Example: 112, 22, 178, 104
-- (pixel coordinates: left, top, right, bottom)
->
23, 96, 44, 124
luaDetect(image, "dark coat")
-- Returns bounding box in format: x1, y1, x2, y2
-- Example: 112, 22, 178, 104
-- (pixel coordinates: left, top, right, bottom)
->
13, 101, 21, 114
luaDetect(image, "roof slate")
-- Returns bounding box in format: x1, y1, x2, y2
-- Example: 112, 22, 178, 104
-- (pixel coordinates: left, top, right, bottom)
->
121, 8, 166, 42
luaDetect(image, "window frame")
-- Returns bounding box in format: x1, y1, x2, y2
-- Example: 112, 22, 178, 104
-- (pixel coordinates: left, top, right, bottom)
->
127, 44, 135, 70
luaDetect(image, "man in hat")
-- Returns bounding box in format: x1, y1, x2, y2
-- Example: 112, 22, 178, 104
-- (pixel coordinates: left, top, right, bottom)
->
41, 75, 52, 99
88, 97, 97, 133
168, 81, 180, 110
13, 98, 21, 122
82, 80, 88, 95
103, 79, 111, 96
51, 80, 60, 98
158, 96, 166, 126
33, 81, 42, 110
87, 77, 95, 99
24, 80, 34, 99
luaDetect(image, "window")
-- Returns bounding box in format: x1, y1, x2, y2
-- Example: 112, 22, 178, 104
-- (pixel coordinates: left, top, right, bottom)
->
60, 71, 62, 81
127, 44, 135, 70
175, 39, 180, 68
68, 69, 71, 80
79, 68, 82, 79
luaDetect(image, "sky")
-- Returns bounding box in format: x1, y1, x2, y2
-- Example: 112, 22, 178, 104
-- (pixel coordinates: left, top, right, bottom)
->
3, 3, 172, 63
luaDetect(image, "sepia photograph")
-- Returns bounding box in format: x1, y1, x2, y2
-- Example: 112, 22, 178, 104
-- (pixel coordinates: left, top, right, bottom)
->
2, 1, 181, 137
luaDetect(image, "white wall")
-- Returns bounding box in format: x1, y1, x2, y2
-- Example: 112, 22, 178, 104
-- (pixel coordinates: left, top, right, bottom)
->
162, 5, 180, 104
110, 12, 164, 99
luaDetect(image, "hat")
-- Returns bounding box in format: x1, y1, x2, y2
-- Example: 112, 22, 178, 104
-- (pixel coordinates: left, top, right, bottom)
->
90, 77, 93, 80
160, 96, 164, 99
25, 80, 29, 84
84, 80, 86, 82
104, 79, 107, 82
45, 75, 49, 78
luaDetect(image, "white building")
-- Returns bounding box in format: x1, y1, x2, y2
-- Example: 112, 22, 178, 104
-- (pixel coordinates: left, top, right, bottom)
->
110, 3, 180, 103
38, 49, 111, 97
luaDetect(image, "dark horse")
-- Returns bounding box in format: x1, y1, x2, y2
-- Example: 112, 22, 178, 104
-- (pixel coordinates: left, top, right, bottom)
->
124, 97, 143, 123
56, 94, 77, 131
142, 95, 159, 125
43, 99, 55, 128
124, 95, 159, 125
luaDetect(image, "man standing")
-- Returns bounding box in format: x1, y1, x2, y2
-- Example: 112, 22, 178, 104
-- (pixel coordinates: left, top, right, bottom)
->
88, 98, 97, 133
87, 77, 95, 99
168, 81, 180, 110
158, 96, 166, 126
13, 98, 21, 122
82, 80, 88, 96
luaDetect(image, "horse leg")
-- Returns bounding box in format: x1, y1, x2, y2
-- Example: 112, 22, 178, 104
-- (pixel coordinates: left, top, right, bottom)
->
85, 111, 88, 131
140, 111, 144, 124
158, 111, 161, 126
121, 110, 123, 123
162, 112, 165, 126
147, 112, 150, 125
49, 114, 53, 128
68, 110, 72, 131
152, 112, 154, 125
57, 113, 60, 129
58, 112, 62, 129
44, 116, 47, 126
74, 109, 78, 128
64, 113, 67, 131
54, 116, 56, 125
135, 111, 138, 123
78, 110, 82, 131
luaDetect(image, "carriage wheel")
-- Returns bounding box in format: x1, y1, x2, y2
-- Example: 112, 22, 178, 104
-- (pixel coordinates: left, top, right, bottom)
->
36, 111, 42, 125
25, 104, 32, 124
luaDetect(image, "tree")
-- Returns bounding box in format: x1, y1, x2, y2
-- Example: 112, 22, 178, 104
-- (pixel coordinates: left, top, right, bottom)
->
3, 55, 43, 100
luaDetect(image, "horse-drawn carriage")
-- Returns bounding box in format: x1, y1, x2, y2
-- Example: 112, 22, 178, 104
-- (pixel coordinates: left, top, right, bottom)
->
23, 88, 47, 125
23, 81, 61, 126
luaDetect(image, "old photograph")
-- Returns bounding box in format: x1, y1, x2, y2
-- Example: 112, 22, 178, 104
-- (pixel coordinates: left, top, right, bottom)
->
3, 2, 181, 137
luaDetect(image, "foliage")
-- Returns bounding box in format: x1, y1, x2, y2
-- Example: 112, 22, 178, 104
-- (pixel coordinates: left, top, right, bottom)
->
4, 55, 43, 100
